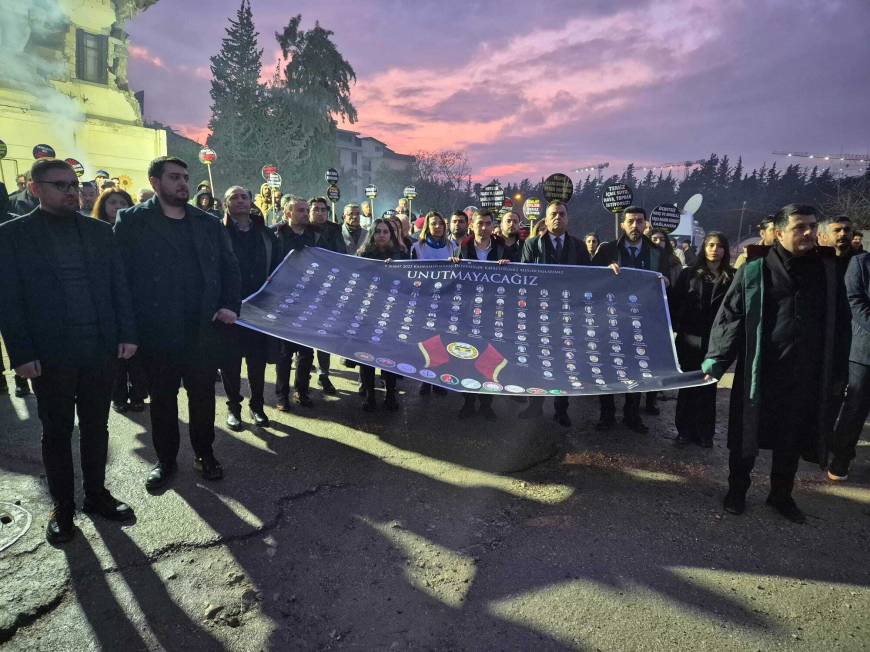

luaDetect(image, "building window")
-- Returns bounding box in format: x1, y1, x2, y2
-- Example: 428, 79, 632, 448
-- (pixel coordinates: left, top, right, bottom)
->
351, 152, 358, 166
76, 30, 108, 84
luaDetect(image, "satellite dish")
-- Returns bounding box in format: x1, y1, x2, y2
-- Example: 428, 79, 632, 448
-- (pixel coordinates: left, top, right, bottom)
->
682, 193, 703, 215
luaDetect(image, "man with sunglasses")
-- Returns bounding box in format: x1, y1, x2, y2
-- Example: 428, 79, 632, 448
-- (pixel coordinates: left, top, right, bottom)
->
0, 159, 139, 543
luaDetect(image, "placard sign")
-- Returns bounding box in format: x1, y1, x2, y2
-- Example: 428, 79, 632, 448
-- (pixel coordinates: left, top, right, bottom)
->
326, 185, 341, 202
365, 184, 378, 198
64, 158, 85, 177
523, 197, 542, 218
268, 173, 282, 190
479, 182, 504, 209
649, 204, 681, 234
0, 139, 7, 159
543, 173, 574, 203
261, 165, 278, 180
403, 186, 417, 200
325, 168, 339, 184
33, 144, 55, 159
198, 147, 217, 164
237, 247, 712, 396
602, 183, 633, 213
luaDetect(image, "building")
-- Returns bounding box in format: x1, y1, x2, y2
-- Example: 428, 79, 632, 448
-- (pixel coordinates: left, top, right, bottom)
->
0, 1, 166, 193
335, 128, 414, 199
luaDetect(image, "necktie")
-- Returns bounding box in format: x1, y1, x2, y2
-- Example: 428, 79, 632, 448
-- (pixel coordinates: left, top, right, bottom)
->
629, 246, 638, 263
554, 237, 563, 261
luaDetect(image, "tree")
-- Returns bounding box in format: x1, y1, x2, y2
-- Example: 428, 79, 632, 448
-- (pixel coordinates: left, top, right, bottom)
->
411, 150, 473, 212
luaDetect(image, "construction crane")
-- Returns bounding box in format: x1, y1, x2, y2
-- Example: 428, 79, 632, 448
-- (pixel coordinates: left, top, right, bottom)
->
772, 151, 869, 177
638, 159, 705, 180
574, 162, 609, 181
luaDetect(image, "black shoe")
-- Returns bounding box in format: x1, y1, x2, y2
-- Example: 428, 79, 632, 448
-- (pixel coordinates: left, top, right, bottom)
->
145, 462, 176, 490
112, 401, 129, 413
596, 417, 616, 431
250, 408, 270, 427
293, 391, 313, 408
698, 437, 713, 449
827, 457, 849, 481
319, 375, 337, 395
128, 400, 146, 412
83, 490, 135, 522
674, 432, 694, 447
383, 393, 400, 412
226, 410, 243, 432
458, 403, 476, 419
14, 382, 30, 398
554, 411, 571, 427
644, 405, 661, 416
194, 456, 223, 481
479, 405, 497, 422
418, 383, 432, 396
342, 359, 357, 368
766, 496, 805, 524
624, 418, 649, 434
518, 405, 543, 419
723, 490, 746, 515
362, 396, 377, 412
46, 505, 76, 544
275, 397, 292, 412
432, 386, 448, 396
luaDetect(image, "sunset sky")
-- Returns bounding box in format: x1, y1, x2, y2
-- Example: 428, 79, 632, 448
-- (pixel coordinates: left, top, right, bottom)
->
126, 0, 870, 183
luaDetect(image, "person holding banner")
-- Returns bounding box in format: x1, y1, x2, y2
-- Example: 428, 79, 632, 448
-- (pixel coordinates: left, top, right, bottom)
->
220, 186, 280, 431
357, 218, 407, 411
592, 206, 667, 433
115, 156, 241, 489
0, 159, 139, 542
519, 199, 592, 427
340, 203, 367, 256
702, 204, 849, 523
273, 196, 318, 410
448, 211, 469, 247
584, 233, 600, 258
671, 233, 735, 447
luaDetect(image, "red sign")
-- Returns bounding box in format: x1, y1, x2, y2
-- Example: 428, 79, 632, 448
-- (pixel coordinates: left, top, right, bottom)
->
33, 144, 55, 159
64, 158, 85, 177
502, 198, 513, 208
198, 147, 217, 164
261, 165, 278, 180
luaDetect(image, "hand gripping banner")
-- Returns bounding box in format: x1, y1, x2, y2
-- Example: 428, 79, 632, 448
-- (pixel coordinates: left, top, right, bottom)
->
237, 248, 712, 396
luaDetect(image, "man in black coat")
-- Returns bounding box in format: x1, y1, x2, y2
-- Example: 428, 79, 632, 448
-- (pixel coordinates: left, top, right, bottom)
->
220, 186, 281, 432
702, 204, 849, 523
591, 206, 666, 433
519, 199, 591, 426
828, 250, 870, 480
6, 174, 38, 219
0, 159, 139, 543
115, 156, 241, 490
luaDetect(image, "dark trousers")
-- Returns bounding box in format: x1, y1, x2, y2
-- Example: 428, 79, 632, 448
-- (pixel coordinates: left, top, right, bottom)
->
599, 393, 641, 421
112, 354, 148, 405
32, 355, 116, 506
675, 384, 718, 442
527, 395, 569, 414
142, 352, 217, 465
275, 341, 314, 399
728, 449, 801, 499
221, 327, 268, 412
832, 361, 870, 465
316, 350, 331, 377
360, 365, 396, 394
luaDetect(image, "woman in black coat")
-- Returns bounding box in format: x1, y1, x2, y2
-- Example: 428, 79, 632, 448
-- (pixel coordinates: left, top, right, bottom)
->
357, 218, 407, 411
671, 232, 735, 447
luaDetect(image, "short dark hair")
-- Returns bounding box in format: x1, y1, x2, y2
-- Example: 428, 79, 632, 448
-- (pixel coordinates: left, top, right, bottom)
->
758, 215, 775, 230
546, 199, 567, 211
622, 205, 646, 219
819, 214, 852, 231
450, 210, 467, 222
773, 203, 818, 230
80, 181, 97, 192
584, 232, 599, 240
308, 196, 329, 208
473, 208, 496, 222
147, 156, 188, 179
31, 158, 75, 182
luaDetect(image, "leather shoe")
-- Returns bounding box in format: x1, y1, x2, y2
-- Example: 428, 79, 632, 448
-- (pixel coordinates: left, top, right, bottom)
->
194, 456, 224, 481
226, 410, 243, 431
319, 375, 337, 395
723, 490, 745, 515
250, 409, 270, 427
46, 505, 76, 544
596, 417, 616, 431
554, 412, 571, 427
275, 398, 292, 412
624, 418, 649, 434
146, 462, 176, 490
766, 496, 806, 524
83, 490, 135, 522
293, 391, 313, 408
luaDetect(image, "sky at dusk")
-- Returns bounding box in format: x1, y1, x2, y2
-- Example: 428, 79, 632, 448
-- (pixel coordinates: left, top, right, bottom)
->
126, 0, 870, 183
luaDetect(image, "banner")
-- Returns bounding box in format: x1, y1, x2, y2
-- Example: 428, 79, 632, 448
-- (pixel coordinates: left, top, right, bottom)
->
237, 248, 712, 396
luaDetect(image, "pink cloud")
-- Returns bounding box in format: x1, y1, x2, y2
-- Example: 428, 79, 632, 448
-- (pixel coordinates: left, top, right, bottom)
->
128, 44, 166, 69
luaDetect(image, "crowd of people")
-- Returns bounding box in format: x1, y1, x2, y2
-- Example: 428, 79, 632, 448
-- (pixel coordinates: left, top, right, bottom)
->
0, 155, 868, 544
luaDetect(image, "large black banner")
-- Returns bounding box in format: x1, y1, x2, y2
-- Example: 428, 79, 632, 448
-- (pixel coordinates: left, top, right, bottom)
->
238, 248, 712, 396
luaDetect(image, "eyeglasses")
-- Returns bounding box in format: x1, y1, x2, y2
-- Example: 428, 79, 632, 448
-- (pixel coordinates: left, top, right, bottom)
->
37, 180, 80, 193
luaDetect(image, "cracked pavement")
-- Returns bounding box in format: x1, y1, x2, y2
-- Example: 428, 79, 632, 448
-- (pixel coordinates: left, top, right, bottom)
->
1, 361, 869, 651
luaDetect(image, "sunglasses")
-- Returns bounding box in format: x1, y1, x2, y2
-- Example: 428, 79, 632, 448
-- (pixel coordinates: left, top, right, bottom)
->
37, 180, 80, 193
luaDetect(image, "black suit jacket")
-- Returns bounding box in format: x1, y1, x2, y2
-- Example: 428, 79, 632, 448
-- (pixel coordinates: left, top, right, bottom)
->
458, 237, 516, 262
114, 198, 241, 356
592, 235, 664, 272
520, 233, 590, 265
0, 209, 137, 368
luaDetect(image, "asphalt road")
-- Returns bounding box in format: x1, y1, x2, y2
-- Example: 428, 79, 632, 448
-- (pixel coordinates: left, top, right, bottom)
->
1, 359, 869, 651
